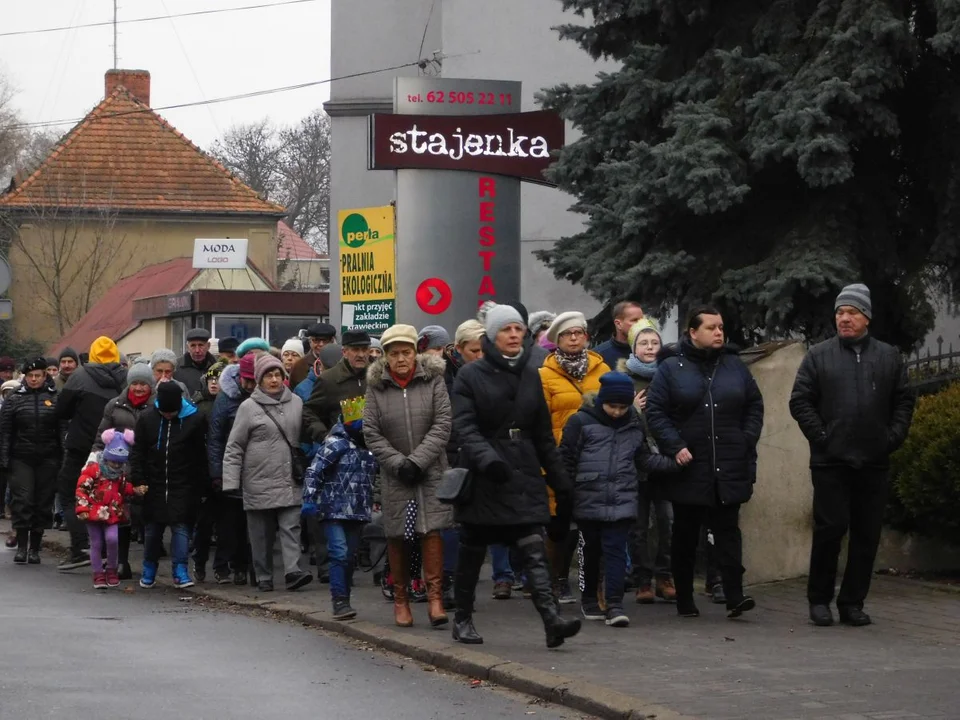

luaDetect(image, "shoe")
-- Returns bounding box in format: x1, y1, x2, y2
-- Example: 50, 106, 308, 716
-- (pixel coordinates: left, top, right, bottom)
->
581, 600, 605, 621
172, 563, 194, 589
677, 599, 700, 618
13, 529, 28, 564
636, 583, 655, 604
140, 561, 158, 588
58, 552, 91, 571
215, 570, 233, 585
106, 568, 120, 587
332, 597, 357, 620
452, 613, 484, 644
422, 533, 449, 627
709, 584, 727, 605
194, 563, 206, 583
727, 596, 756, 619
319, 572, 330, 584
258, 580, 274, 592
117, 563, 132, 580
605, 606, 630, 627
511, 578, 524, 592
492, 581, 512, 600
387, 539, 413, 627
4, 533, 17, 549
410, 578, 428, 603
556, 578, 576, 605
809, 604, 835, 627
838, 606, 872, 627
284, 571, 312, 591
27, 531, 42, 564
233, 570, 248, 586
93, 572, 108, 589
53, 513, 63, 530
656, 577, 677, 602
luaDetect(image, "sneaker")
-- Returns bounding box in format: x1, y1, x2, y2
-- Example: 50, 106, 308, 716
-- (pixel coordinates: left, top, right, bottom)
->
492, 581, 512, 600
410, 578, 427, 603
380, 571, 395, 601
581, 600, 605, 621
258, 580, 274, 592
214, 570, 233, 585
708, 583, 727, 605
727, 596, 756, 619
285, 571, 313, 591
172, 564, 194, 589
139, 562, 157, 588
58, 552, 91, 571
605, 606, 630, 627
332, 597, 357, 620
106, 569, 120, 587
636, 583, 655, 604
511, 578, 524, 592
556, 578, 576, 605
838, 606, 872, 627
93, 572, 108, 589
656, 577, 677, 603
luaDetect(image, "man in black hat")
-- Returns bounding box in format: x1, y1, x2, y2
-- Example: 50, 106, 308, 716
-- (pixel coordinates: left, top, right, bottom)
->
290, 322, 336, 388
302, 329, 371, 443
174, 328, 217, 395
217, 337, 240, 364
55, 348, 80, 391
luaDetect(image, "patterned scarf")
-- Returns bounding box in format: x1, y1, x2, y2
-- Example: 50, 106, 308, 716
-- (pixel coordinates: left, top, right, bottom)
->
626, 354, 658, 379
554, 348, 589, 380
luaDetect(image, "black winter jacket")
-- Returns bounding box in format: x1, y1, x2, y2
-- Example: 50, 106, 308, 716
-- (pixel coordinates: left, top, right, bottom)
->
174, 352, 217, 396
560, 402, 676, 523
646, 339, 765, 507
451, 337, 570, 526
302, 358, 367, 442
0, 383, 61, 468
130, 400, 208, 525
56, 363, 127, 454
91, 390, 155, 453
789, 335, 914, 469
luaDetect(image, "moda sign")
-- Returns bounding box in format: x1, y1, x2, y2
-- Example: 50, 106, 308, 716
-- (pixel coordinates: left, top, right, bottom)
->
192, 238, 248, 269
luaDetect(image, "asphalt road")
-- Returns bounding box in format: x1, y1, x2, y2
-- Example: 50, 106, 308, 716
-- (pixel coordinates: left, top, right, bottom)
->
0, 552, 584, 720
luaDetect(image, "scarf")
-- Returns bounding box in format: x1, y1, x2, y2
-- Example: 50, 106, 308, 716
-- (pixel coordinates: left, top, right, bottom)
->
99, 459, 123, 480
626, 354, 658, 379
390, 369, 414, 388
504, 347, 525, 368
128, 387, 151, 407
554, 348, 588, 380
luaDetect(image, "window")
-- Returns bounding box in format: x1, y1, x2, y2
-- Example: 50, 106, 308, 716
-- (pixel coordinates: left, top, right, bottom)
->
169, 318, 187, 352
267, 316, 319, 348
213, 315, 263, 344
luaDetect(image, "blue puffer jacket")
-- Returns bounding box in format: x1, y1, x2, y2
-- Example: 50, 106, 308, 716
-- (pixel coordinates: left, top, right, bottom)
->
560, 401, 676, 523
302, 422, 377, 522
646, 339, 764, 507
207, 365, 247, 480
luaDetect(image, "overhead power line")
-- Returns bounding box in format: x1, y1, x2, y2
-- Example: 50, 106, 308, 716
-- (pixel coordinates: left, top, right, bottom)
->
0, 0, 318, 38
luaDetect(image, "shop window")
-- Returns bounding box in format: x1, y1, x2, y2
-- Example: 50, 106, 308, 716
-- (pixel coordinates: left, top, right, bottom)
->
213, 315, 263, 344
267, 316, 319, 348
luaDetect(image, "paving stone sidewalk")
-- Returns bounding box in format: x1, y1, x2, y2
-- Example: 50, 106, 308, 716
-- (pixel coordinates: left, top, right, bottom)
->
18, 522, 960, 720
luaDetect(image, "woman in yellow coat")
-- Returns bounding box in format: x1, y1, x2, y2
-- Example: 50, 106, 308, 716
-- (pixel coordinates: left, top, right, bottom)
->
539, 311, 610, 603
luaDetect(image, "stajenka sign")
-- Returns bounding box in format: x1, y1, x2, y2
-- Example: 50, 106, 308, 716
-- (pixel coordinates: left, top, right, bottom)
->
369, 111, 563, 186
192, 238, 248, 269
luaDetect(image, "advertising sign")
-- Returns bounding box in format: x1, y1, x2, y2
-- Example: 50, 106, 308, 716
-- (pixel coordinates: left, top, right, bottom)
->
193, 238, 248, 269
338, 205, 396, 335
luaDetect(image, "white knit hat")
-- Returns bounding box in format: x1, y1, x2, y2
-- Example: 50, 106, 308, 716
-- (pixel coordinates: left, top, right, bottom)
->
281, 338, 305, 357
546, 311, 588, 344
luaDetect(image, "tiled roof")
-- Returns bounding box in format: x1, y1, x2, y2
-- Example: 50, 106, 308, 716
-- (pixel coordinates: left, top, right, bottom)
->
277, 221, 325, 260
0, 87, 287, 216
48, 258, 198, 356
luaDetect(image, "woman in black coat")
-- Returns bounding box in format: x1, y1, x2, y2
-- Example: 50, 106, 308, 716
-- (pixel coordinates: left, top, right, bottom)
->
0, 359, 62, 564
450, 305, 580, 649
646, 306, 764, 619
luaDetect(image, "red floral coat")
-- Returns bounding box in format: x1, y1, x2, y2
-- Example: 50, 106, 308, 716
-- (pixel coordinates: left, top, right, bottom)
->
75, 462, 136, 525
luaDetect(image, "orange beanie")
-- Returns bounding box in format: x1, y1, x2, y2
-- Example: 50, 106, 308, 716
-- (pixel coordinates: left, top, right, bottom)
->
89, 336, 120, 365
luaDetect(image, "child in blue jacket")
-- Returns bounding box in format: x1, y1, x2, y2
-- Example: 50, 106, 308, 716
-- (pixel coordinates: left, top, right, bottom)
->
303, 397, 377, 620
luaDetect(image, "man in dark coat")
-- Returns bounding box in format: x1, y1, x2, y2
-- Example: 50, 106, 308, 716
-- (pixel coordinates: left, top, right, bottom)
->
450, 304, 580, 649
289, 322, 337, 389
55, 347, 80, 392
789, 283, 915, 628
595, 301, 645, 370
174, 328, 217, 395
55, 336, 127, 570
302, 329, 371, 442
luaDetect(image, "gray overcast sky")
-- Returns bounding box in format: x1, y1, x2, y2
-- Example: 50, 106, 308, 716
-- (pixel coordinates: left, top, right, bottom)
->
0, 0, 331, 148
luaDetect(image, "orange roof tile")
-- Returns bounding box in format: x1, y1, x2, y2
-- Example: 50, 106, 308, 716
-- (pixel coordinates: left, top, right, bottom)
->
277, 221, 325, 260
1, 87, 287, 216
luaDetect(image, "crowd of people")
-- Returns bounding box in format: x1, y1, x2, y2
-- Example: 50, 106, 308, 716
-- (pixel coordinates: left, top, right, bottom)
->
0, 281, 913, 647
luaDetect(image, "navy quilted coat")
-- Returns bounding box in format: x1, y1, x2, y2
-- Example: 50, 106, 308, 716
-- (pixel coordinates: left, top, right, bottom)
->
303, 422, 376, 523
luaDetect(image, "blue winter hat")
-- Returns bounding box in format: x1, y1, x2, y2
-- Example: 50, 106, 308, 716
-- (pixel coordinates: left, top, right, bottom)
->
237, 337, 271, 358
596, 372, 635, 407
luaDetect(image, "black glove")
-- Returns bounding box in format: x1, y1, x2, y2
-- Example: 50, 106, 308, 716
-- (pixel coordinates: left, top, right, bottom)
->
397, 459, 421, 487
485, 459, 513, 484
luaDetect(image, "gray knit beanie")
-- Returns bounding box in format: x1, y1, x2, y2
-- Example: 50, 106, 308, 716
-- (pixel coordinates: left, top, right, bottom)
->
126, 358, 156, 389
150, 348, 178, 368
417, 324, 451, 350
835, 283, 872, 319
484, 304, 526, 340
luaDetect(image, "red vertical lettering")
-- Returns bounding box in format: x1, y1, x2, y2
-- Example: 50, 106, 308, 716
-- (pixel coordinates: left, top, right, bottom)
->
479, 177, 496, 198
478, 176, 497, 306
478, 275, 496, 295
479, 250, 495, 271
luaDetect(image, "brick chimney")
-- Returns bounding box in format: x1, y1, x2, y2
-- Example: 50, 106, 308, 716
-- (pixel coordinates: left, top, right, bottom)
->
104, 69, 150, 106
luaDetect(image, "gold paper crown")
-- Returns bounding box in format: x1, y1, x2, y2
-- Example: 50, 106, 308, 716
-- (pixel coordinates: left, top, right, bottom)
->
340, 396, 366, 424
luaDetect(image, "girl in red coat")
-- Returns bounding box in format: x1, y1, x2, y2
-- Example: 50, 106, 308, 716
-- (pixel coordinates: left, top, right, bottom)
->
75, 429, 146, 588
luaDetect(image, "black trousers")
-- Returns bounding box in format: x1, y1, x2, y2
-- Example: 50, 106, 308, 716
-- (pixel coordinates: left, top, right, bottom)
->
672, 502, 744, 606
807, 466, 889, 609
57, 449, 90, 553
193, 493, 219, 571
216, 495, 250, 572
9, 458, 58, 531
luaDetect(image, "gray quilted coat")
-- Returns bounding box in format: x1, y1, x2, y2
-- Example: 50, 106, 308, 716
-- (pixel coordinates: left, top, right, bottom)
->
363, 354, 453, 537
222, 386, 303, 511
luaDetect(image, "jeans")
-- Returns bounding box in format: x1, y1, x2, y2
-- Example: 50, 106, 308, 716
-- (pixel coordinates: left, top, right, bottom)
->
579, 519, 632, 607
144, 522, 190, 566
807, 467, 889, 609
490, 544, 515, 584
629, 485, 673, 582
323, 521, 362, 599
672, 502, 744, 607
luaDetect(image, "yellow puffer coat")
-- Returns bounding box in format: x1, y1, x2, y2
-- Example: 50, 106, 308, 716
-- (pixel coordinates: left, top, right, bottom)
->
539, 350, 610, 514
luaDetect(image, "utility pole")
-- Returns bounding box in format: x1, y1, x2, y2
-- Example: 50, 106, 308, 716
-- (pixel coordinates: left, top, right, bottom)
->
113, 0, 118, 69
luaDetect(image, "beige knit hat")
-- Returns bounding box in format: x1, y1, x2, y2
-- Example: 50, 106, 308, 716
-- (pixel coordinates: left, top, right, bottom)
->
380, 324, 419, 350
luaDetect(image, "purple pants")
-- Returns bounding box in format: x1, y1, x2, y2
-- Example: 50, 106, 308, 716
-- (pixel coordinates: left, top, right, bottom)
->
88, 522, 119, 572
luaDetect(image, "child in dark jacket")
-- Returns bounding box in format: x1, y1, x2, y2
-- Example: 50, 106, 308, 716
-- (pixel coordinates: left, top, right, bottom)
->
560, 372, 677, 627
302, 397, 377, 621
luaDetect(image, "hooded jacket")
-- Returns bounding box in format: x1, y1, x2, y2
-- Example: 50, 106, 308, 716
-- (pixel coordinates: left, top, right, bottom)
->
56, 362, 127, 454
646, 339, 764, 507
363, 353, 453, 537
207, 365, 249, 480
174, 351, 217, 396
0, 382, 61, 468
130, 398, 208, 524
303, 421, 377, 523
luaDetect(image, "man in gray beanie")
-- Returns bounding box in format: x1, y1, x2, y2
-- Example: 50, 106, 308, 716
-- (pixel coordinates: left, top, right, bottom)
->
789, 283, 915, 628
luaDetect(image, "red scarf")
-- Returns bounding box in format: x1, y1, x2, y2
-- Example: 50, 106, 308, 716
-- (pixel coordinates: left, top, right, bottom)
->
127, 388, 151, 407
390, 369, 414, 389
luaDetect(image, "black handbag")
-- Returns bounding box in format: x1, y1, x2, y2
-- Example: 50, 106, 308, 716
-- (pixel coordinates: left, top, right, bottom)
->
436, 467, 472, 505
263, 409, 308, 486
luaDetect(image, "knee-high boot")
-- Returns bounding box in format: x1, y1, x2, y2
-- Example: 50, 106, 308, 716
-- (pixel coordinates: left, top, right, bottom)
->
387, 538, 413, 627
117, 525, 132, 579
452, 543, 486, 644
519, 534, 581, 649
421, 533, 448, 627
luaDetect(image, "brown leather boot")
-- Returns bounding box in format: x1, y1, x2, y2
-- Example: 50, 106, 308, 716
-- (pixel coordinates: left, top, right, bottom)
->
387, 539, 413, 627
422, 533, 449, 627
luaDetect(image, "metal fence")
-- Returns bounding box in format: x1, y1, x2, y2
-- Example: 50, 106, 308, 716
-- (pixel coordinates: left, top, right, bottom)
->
904, 337, 960, 394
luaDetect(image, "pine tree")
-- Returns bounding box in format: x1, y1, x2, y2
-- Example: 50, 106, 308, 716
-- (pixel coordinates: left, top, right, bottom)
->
539, 0, 960, 348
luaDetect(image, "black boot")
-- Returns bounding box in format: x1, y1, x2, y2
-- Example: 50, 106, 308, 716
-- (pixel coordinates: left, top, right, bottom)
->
28, 531, 43, 564
13, 530, 28, 564
442, 571, 456, 610
520, 537, 581, 649
452, 544, 486, 644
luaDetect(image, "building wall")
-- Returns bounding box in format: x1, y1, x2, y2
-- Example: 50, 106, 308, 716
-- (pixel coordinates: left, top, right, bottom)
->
8, 216, 277, 345
279, 258, 330, 290
189, 267, 273, 291
116, 319, 167, 359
